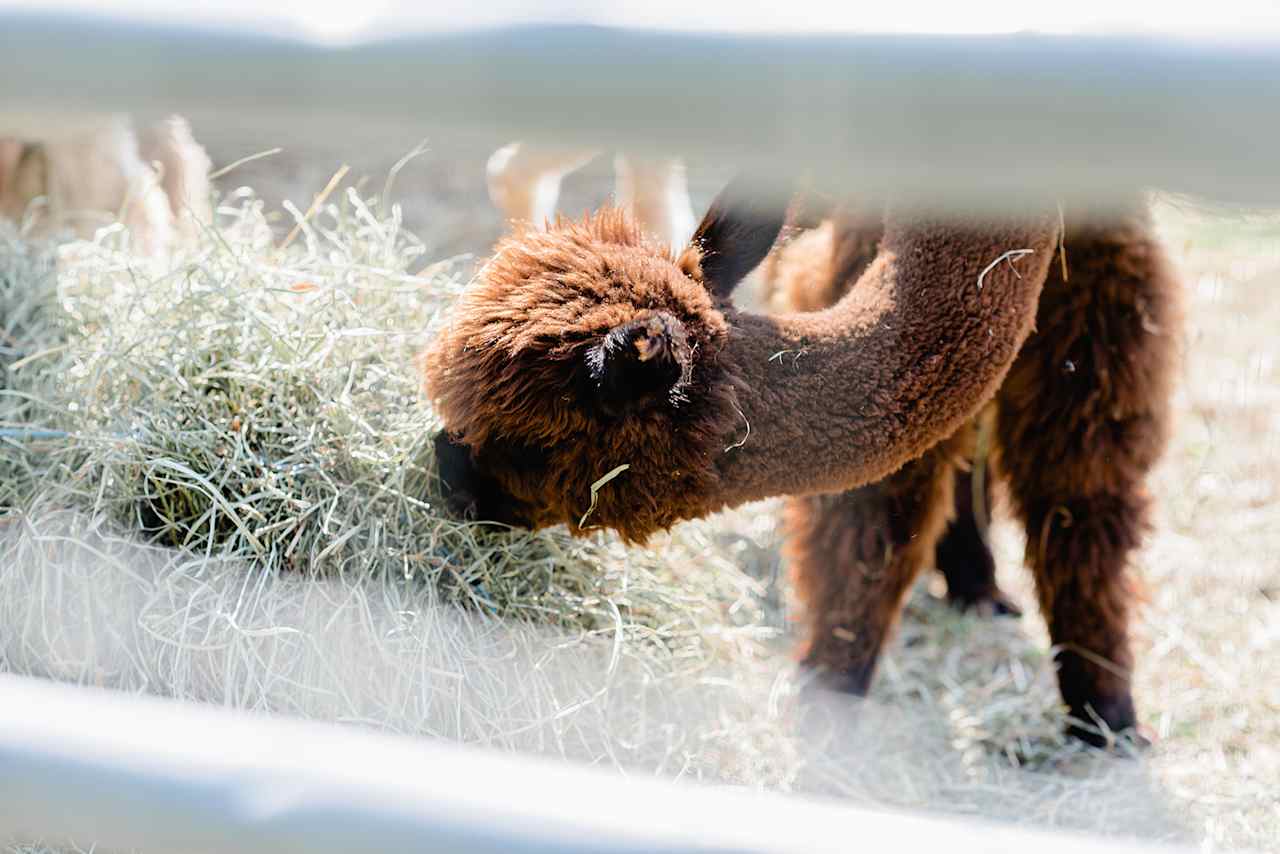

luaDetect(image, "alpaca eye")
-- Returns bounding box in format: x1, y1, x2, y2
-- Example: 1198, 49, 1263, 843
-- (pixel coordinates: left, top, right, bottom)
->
586, 312, 690, 417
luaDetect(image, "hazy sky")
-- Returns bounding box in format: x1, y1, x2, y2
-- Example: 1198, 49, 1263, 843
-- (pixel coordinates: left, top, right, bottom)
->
5, 0, 1280, 42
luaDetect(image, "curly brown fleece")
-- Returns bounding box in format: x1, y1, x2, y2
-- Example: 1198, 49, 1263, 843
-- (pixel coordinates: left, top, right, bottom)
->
424, 187, 1058, 543
424, 211, 742, 538
768, 199, 1183, 746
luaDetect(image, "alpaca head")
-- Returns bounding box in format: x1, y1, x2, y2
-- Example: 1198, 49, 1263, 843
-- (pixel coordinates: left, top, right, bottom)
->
423, 181, 785, 541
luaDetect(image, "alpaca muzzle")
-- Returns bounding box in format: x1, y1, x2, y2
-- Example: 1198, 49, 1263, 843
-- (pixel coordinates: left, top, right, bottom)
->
432, 430, 532, 529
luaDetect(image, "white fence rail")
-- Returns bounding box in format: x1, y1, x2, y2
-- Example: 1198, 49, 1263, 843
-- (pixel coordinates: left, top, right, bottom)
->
3, 10, 1280, 211
0, 674, 1187, 854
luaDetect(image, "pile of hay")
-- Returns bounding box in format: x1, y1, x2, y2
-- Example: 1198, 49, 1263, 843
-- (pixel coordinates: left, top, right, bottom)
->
0, 185, 794, 783
0, 225, 63, 507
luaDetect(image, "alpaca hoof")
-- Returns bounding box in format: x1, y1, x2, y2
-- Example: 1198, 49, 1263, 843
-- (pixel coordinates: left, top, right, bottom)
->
947, 587, 1023, 619
1065, 696, 1148, 754
799, 660, 874, 698
1066, 721, 1152, 754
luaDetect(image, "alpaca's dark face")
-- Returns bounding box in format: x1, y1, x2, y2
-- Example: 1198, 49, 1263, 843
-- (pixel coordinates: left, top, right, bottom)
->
423, 182, 785, 540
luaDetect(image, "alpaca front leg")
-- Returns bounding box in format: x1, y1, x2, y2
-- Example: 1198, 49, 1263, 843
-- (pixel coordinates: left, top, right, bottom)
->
786, 446, 957, 694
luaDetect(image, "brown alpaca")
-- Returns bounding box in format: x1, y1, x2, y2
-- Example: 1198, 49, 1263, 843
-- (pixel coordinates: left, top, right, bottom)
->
766, 201, 1181, 746
425, 180, 1057, 543
422, 179, 1177, 746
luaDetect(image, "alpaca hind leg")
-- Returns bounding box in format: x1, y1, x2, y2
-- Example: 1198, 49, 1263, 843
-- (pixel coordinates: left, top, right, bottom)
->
787, 443, 957, 694
996, 205, 1180, 747
613, 153, 696, 249
485, 142, 598, 228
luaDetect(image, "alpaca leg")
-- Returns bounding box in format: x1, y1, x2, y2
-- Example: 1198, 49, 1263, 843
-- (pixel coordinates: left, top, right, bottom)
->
41, 116, 173, 254
485, 142, 598, 229
996, 206, 1180, 746
787, 442, 957, 694
937, 467, 1021, 617
918, 413, 1018, 615
613, 153, 696, 249
0, 139, 46, 224
0, 139, 22, 215
759, 207, 883, 314
137, 116, 213, 240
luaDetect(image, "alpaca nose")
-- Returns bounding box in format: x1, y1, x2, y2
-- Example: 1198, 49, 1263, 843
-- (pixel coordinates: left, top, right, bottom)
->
433, 430, 486, 520
431, 430, 532, 529
588, 311, 690, 417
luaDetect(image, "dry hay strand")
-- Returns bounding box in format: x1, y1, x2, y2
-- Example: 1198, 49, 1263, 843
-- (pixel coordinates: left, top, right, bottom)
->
1, 224, 66, 508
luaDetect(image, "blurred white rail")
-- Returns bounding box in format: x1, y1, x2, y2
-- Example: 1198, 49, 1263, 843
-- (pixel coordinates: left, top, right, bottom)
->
2, 10, 1280, 211
0, 674, 1188, 854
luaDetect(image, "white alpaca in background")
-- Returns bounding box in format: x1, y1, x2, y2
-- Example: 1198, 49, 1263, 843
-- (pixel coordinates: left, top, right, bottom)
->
0, 114, 211, 254
485, 142, 696, 249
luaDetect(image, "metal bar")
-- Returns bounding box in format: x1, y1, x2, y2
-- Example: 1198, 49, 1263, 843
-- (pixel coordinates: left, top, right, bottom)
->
2, 11, 1280, 211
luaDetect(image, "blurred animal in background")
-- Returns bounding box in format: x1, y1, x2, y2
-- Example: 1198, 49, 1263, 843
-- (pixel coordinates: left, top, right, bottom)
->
0, 114, 211, 254
485, 142, 696, 249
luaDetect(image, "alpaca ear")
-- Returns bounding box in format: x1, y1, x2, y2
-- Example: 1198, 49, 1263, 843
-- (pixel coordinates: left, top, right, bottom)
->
586, 311, 691, 416
688, 175, 788, 299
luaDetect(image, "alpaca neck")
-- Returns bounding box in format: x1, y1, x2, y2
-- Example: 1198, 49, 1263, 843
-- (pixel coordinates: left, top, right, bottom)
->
708, 209, 1059, 510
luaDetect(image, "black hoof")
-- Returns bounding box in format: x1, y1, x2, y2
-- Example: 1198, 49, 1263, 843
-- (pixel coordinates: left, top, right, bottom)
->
947, 587, 1023, 618
1065, 721, 1152, 754
798, 660, 874, 698
1064, 695, 1149, 754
